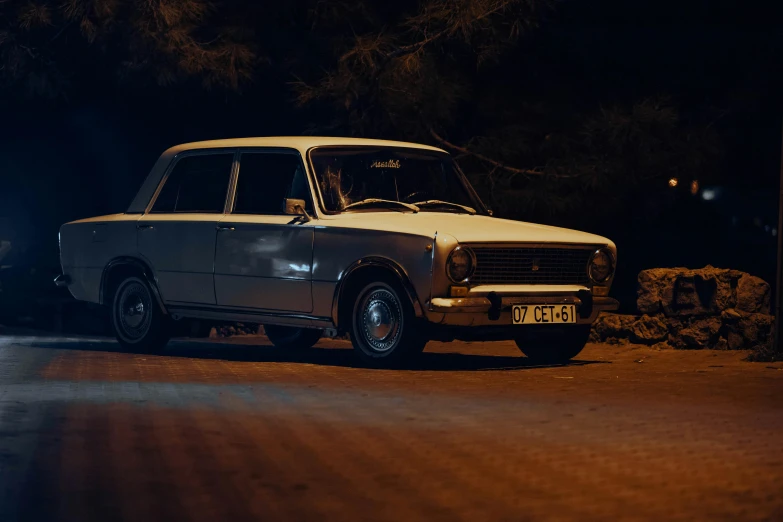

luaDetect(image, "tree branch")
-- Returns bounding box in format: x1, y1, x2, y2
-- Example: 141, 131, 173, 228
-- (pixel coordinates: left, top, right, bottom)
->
386, 27, 449, 58
50, 21, 73, 43
386, 0, 517, 59
429, 128, 548, 178
18, 44, 37, 58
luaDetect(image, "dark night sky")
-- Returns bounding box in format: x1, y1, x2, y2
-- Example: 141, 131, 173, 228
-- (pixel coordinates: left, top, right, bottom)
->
0, 0, 781, 311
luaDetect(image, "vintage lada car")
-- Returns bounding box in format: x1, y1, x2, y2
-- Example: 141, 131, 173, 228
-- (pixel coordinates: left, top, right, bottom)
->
57, 137, 618, 366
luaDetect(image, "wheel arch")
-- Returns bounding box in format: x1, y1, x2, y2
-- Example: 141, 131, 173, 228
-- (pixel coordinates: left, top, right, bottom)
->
100, 256, 168, 314
331, 256, 424, 330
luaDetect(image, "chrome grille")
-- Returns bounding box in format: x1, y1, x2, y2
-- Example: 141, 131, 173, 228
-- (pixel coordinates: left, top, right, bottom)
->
470, 246, 593, 285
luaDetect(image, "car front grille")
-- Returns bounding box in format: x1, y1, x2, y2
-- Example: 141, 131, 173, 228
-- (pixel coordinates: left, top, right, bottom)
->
470, 246, 594, 286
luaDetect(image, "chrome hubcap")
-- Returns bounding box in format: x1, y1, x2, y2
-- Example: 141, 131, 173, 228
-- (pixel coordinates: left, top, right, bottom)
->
124, 299, 145, 329
366, 300, 393, 340
116, 281, 152, 341
360, 288, 401, 353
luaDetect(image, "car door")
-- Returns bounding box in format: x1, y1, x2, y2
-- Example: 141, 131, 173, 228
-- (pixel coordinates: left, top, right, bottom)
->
137, 151, 235, 305
214, 149, 314, 313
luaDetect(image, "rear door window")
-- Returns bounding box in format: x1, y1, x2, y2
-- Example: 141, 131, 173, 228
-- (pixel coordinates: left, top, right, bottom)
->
151, 153, 234, 213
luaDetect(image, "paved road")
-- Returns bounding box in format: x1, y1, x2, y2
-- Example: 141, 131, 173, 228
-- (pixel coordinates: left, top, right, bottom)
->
1, 332, 782, 522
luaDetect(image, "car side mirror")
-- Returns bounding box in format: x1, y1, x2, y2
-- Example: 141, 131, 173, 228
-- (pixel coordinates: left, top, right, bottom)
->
284, 198, 311, 222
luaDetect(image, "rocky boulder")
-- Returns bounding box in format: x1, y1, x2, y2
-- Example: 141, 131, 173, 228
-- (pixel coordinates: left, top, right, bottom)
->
720, 309, 774, 351
667, 316, 722, 349
637, 266, 769, 317
630, 314, 669, 344
591, 266, 774, 351
590, 313, 637, 344
736, 275, 771, 314
590, 310, 773, 350
590, 313, 668, 345
209, 323, 262, 338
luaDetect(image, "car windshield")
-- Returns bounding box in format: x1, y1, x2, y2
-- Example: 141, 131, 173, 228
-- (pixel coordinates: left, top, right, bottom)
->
309, 147, 484, 214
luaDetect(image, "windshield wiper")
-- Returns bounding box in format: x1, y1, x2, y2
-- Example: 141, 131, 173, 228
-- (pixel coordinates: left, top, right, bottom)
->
342, 199, 420, 213
411, 200, 476, 215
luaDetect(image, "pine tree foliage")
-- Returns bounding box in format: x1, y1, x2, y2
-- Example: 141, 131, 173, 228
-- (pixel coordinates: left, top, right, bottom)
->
0, 0, 256, 96
0, 0, 723, 222
294, 0, 548, 135
295, 0, 720, 220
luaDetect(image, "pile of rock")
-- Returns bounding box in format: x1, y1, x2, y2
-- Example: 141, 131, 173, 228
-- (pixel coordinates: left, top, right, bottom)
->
591, 266, 774, 350
209, 323, 262, 338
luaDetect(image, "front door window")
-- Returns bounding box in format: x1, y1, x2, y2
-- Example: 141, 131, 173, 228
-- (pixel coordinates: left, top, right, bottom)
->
232, 153, 312, 215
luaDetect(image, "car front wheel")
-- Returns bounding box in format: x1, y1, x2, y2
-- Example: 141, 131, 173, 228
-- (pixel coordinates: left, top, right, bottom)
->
349, 280, 426, 366
110, 276, 171, 353
514, 325, 591, 364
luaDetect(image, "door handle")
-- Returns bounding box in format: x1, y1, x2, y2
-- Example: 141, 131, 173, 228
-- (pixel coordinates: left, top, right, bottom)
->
137, 224, 154, 230
216, 225, 235, 231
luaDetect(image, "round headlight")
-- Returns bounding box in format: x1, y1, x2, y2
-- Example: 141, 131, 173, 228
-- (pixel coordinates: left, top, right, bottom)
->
588, 248, 614, 283
447, 246, 476, 283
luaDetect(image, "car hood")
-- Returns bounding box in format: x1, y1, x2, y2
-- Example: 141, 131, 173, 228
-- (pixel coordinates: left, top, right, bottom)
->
319, 212, 614, 249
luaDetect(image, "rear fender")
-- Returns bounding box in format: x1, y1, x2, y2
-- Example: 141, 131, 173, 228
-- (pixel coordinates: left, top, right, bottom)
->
101, 257, 168, 315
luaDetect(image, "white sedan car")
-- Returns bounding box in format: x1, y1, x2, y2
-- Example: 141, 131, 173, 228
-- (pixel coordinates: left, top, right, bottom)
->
57, 137, 618, 366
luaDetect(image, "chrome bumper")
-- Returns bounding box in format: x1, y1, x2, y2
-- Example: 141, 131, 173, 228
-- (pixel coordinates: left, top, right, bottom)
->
425, 294, 619, 326
430, 295, 608, 312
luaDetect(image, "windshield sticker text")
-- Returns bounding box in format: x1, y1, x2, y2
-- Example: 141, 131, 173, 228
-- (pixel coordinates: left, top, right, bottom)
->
370, 159, 401, 169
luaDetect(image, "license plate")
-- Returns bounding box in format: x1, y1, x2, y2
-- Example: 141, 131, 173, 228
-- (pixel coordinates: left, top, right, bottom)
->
512, 304, 577, 325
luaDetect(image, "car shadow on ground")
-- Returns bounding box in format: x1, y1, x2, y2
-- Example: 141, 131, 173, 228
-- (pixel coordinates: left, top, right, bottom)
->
22, 335, 609, 372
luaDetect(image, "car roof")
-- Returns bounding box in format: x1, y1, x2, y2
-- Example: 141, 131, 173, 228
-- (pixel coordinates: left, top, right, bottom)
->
127, 136, 448, 213
165, 136, 446, 155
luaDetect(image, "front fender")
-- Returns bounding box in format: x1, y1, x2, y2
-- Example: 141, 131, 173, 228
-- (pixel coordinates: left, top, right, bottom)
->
312, 228, 435, 326
330, 256, 425, 326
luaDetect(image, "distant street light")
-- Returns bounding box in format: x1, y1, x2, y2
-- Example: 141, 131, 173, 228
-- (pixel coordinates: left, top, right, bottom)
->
668, 177, 679, 188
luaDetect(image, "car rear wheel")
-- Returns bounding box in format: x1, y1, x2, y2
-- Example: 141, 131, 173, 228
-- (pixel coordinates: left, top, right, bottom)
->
514, 325, 591, 364
349, 280, 426, 367
264, 325, 322, 350
110, 276, 170, 353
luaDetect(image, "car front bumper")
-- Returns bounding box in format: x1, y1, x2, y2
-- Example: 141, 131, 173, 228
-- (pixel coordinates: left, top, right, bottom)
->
425, 294, 618, 326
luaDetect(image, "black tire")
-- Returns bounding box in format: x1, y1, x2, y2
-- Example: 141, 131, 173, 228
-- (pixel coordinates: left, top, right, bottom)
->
110, 276, 171, 353
349, 279, 426, 367
264, 325, 322, 350
514, 325, 591, 364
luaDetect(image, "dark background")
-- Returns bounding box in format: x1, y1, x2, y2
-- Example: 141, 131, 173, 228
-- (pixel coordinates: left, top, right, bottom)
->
0, 0, 780, 329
